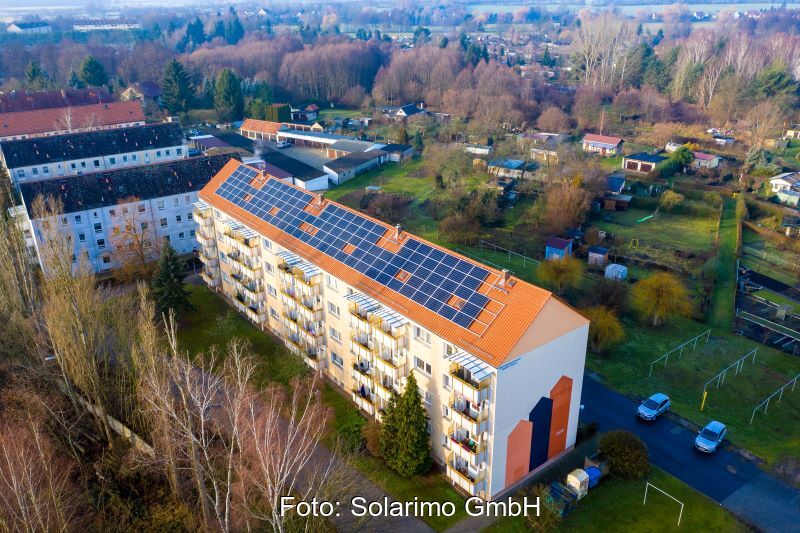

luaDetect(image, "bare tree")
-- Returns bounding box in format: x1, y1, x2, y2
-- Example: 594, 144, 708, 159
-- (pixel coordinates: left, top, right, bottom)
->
109, 197, 158, 281
0, 421, 83, 532
747, 100, 783, 149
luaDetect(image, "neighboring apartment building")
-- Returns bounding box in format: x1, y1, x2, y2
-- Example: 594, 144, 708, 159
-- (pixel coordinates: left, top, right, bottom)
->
7, 21, 51, 34
1, 122, 187, 185
73, 20, 141, 31
0, 87, 111, 113
19, 154, 234, 274
195, 160, 589, 500
0, 100, 145, 141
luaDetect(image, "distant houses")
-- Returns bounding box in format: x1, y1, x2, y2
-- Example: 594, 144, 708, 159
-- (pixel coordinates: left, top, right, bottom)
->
7, 21, 51, 34
120, 82, 162, 105
582, 133, 623, 157
73, 20, 141, 32
622, 153, 666, 174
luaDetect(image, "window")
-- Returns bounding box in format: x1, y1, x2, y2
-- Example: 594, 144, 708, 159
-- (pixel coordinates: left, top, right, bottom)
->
157, 200, 165, 210
414, 356, 431, 376
122, 155, 128, 162
173, 198, 179, 207
32, 168, 38, 176
93, 159, 100, 168
42, 166, 49, 175
187, 212, 193, 221
80, 161, 86, 168
156, 150, 162, 158
70, 163, 76, 170
60, 217, 68, 226
267, 284, 277, 297
179, 232, 185, 240
16, 169, 24, 178
189, 229, 195, 237
92, 211, 98, 219
329, 327, 341, 342
270, 307, 279, 319
141, 222, 148, 230
97, 238, 106, 249
443, 373, 452, 391
262, 238, 272, 249
138, 204, 145, 213
164, 235, 171, 243
78, 232, 86, 242
184, 195, 190, 203
109, 209, 116, 217
109, 157, 116, 165
443, 403, 451, 419
71, 254, 76, 263
160, 218, 168, 227
74, 215, 82, 224
177, 148, 183, 156
265, 262, 274, 274
326, 274, 338, 291
420, 389, 432, 406
102, 256, 111, 264
414, 326, 431, 345
93, 222, 102, 233
176, 215, 182, 223
165, 149, 171, 156
132, 154, 137, 161
445, 344, 456, 356
331, 352, 343, 368
328, 302, 340, 316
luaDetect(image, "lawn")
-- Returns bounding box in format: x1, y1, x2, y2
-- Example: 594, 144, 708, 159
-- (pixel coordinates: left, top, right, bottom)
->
752, 289, 799, 312
710, 198, 737, 328
180, 284, 468, 531
484, 467, 747, 533
317, 107, 363, 120
741, 226, 800, 287
592, 207, 718, 273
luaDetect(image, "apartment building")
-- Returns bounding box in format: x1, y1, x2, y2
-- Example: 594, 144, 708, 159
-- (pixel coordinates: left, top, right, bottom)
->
19, 154, 234, 274
0, 100, 145, 141
195, 160, 589, 500
1, 123, 187, 186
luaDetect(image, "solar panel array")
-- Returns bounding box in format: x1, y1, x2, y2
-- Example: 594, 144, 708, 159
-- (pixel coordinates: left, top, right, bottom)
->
215, 166, 496, 331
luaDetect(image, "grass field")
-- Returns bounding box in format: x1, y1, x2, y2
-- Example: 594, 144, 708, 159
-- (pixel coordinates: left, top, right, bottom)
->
741, 226, 800, 287
485, 467, 747, 533
593, 207, 718, 272
318, 108, 363, 120
753, 289, 799, 312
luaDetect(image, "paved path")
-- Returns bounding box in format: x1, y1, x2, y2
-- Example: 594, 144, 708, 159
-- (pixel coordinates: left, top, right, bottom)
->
580, 374, 800, 532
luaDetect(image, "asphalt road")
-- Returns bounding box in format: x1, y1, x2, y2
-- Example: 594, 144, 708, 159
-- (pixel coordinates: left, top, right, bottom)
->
579, 374, 800, 532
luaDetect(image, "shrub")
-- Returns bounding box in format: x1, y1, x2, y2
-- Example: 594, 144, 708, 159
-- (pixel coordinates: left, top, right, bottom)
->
598, 430, 650, 480
584, 306, 625, 353
583, 277, 628, 313
336, 419, 366, 453
363, 420, 382, 458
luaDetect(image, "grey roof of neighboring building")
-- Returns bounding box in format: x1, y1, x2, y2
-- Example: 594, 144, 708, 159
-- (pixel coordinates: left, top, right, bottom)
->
0, 87, 112, 113
261, 149, 327, 182
0, 122, 184, 169
20, 153, 235, 216
10, 21, 50, 29
626, 152, 667, 164
328, 139, 374, 152
379, 143, 414, 154
324, 149, 386, 173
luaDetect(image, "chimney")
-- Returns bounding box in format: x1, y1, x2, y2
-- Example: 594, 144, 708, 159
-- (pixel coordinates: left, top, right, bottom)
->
395, 223, 402, 239
500, 268, 510, 286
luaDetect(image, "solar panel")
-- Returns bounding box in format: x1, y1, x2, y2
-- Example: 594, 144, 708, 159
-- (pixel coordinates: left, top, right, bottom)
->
214, 175, 500, 332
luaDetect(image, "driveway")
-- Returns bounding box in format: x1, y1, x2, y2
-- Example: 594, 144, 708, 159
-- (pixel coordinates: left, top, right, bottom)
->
580, 374, 800, 532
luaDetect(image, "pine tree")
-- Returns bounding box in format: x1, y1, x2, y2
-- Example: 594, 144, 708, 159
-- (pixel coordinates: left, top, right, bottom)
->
151, 241, 194, 317
67, 70, 84, 89
412, 130, 423, 152
214, 68, 244, 122
79, 55, 108, 87
161, 59, 194, 114
25, 61, 49, 90
265, 103, 291, 122
381, 372, 431, 477
225, 16, 245, 45
185, 17, 207, 51
378, 391, 399, 459
213, 20, 225, 39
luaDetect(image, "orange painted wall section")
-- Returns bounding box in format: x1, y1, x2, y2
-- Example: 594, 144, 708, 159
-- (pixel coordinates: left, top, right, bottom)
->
548, 375, 573, 460
505, 420, 533, 487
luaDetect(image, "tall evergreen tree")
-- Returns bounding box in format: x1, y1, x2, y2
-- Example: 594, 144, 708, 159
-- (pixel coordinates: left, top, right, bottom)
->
151, 241, 194, 317
378, 390, 399, 460
185, 17, 207, 51
225, 16, 245, 45
161, 59, 194, 114
380, 372, 431, 477
265, 102, 291, 122
213, 20, 225, 39
67, 70, 84, 89
78, 55, 108, 87
25, 61, 49, 90
214, 68, 244, 122
412, 130, 423, 152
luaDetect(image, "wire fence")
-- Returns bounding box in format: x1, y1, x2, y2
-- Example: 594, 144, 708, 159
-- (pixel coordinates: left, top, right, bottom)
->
742, 245, 800, 272
702, 348, 758, 393
750, 372, 800, 424
478, 240, 541, 268
648, 330, 712, 377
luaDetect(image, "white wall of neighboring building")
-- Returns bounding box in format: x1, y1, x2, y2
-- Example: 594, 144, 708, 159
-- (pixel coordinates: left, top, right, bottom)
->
292, 175, 329, 192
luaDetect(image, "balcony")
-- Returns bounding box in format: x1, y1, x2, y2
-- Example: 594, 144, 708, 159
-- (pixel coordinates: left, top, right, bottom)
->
231, 274, 264, 303
349, 304, 370, 328
196, 230, 216, 248
281, 311, 301, 333
299, 321, 323, 345
451, 400, 488, 436
352, 360, 373, 387
221, 230, 259, 255
374, 374, 400, 401
370, 315, 406, 342
446, 458, 485, 497
373, 349, 407, 380
227, 252, 261, 279
201, 271, 220, 288
449, 433, 484, 456
194, 208, 213, 226
350, 333, 373, 361
234, 298, 265, 324
278, 263, 320, 297
198, 250, 219, 268
351, 387, 375, 415
450, 366, 490, 405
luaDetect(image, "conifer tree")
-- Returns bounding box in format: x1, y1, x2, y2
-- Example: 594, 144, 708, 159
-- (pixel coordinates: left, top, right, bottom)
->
151, 241, 194, 317
67, 70, 84, 89
380, 372, 431, 477
161, 59, 194, 114
78, 55, 108, 87
214, 68, 244, 122
378, 390, 399, 459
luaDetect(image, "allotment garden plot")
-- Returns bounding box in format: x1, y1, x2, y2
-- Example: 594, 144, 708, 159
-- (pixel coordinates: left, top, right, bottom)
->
592, 206, 719, 277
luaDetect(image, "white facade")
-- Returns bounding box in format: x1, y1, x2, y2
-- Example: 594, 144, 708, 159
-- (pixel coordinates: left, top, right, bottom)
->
73, 22, 141, 31
7, 144, 187, 184
27, 192, 200, 274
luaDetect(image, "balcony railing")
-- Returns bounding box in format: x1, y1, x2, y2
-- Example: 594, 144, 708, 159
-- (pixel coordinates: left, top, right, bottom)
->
201, 271, 220, 287
352, 360, 372, 377
449, 433, 484, 456
199, 251, 219, 267
450, 367, 488, 391
451, 402, 484, 424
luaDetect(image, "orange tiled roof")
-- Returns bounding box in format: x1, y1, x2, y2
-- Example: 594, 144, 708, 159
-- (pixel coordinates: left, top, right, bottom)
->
240, 118, 284, 135
0, 100, 144, 138
201, 160, 570, 367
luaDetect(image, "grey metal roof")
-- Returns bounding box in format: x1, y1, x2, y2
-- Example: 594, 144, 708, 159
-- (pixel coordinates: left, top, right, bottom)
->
445, 350, 494, 380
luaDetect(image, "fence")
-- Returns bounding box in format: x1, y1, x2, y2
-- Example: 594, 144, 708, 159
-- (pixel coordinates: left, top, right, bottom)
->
648, 330, 712, 376
478, 240, 541, 268
453, 248, 510, 272
750, 372, 800, 424
742, 245, 800, 272
702, 348, 758, 393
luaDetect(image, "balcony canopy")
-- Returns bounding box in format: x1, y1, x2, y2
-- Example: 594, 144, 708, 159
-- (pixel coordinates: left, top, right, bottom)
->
194, 199, 211, 211
345, 292, 408, 329
277, 250, 321, 277
344, 292, 380, 313
445, 350, 493, 381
